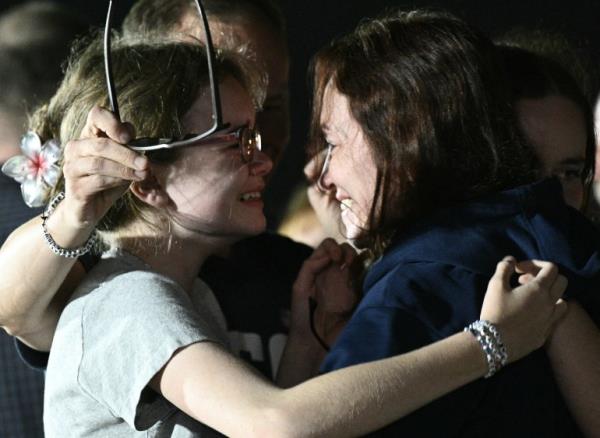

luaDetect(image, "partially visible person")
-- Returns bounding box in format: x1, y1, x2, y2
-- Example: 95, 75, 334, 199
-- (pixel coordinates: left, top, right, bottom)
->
498, 45, 595, 211
497, 30, 600, 229
2, 0, 306, 381
0, 3, 86, 438
310, 10, 600, 437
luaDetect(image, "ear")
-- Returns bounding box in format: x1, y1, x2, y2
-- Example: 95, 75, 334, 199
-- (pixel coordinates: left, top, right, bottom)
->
130, 173, 171, 208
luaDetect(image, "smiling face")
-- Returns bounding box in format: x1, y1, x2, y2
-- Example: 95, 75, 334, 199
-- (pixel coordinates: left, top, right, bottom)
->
318, 81, 377, 241
517, 95, 587, 209
160, 76, 272, 239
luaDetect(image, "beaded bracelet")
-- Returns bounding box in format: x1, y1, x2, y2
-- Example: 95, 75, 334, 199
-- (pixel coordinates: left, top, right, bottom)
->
464, 320, 508, 378
41, 192, 98, 258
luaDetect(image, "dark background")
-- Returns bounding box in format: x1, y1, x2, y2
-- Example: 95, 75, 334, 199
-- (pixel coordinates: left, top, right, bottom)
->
2, 0, 599, 226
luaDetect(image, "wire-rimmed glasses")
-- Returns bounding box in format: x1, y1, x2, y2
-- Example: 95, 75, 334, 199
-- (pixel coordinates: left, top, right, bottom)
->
316, 143, 333, 192
103, 0, 262, 162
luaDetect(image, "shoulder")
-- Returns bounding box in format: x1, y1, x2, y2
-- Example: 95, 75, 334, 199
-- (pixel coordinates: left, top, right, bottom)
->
358, 260, 488, 336
71, 257, 194, 333
365, 259, 486, 304
81, 266, 185, 306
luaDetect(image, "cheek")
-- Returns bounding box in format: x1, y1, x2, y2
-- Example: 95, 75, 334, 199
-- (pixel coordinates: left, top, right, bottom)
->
169, 156, 243, 203
561, 179, 584, 209
355, 156, 378, 215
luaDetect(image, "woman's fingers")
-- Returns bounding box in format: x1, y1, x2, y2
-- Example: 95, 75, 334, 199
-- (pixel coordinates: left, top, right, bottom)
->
516, 260, 565, 303
294, 253, 332, 288
548, 274, 568, 304
489, 256, 516, 291
529, 261, 559, 290
339, 243, 357, 267
480, 257, 569, 363
80, 105, 135, 143
64, 156, 146, 181
65, 137, 148, 171
314, 238, 344, 264
74, 175, 131, 194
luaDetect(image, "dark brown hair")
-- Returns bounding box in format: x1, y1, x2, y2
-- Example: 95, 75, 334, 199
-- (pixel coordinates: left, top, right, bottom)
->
309, 9, 538, 254
498, 44, 596, 210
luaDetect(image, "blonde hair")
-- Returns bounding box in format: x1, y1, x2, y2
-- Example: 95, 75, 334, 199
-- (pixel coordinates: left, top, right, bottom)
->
30, 32, 266, 244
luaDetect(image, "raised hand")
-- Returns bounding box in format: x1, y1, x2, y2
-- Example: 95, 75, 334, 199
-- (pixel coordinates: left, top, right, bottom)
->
480, 256, 568, 363
292, 238, 361, 347
61, 105, 148, 228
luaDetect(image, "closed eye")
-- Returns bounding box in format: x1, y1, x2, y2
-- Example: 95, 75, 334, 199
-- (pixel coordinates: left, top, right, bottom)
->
554, 165, 585, 181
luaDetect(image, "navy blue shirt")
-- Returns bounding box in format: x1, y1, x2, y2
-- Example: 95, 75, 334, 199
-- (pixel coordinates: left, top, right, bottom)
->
321, 179, 599, 437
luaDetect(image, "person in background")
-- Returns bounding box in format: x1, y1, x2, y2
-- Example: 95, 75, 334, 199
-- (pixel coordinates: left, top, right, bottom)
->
0, 3, 86, 437
497, 30, 600, 227
499, 45, 595, 211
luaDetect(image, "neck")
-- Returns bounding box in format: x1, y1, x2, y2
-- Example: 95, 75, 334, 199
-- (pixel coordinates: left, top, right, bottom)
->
117, 231, 235, 293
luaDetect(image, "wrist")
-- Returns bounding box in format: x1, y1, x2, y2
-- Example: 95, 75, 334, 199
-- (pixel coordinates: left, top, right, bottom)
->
460, 331, 490, 378
286, 330, 328, 359
43, 193, 97, 251
464, 319, 508, 378
59, 195, 98, 231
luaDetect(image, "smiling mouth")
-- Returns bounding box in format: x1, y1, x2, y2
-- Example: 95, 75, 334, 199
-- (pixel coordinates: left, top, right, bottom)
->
240, 192, 262, 201
340, 199, 354, 211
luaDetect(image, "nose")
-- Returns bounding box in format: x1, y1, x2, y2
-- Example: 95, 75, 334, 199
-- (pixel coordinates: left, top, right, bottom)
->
249, 149, 273, 177
316, 144, 333, 192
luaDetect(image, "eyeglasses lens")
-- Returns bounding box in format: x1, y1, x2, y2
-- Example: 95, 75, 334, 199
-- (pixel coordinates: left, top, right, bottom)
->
240, 128, 261, 163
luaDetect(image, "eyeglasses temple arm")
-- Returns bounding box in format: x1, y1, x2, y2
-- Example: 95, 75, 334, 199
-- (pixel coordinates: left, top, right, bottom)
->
104, 0, 121, 122
195, 0, 223, 131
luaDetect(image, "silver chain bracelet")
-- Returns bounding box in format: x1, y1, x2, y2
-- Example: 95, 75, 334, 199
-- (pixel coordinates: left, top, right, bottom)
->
41, 192, 98, 258
464, 320, 508, 378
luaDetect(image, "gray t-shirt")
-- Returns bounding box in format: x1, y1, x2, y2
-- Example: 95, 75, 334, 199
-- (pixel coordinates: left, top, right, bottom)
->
44, 250, 230, 437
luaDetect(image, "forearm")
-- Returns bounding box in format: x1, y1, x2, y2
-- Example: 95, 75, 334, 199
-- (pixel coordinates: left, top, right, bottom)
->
158, 332, 487, 437
0, 204, 90, 337
276, 333, 326, 388
272, 331, 486, 437
546, 302, 600, 437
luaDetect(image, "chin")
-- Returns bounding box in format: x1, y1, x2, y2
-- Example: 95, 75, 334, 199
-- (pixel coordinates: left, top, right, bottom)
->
341, 220, 370, 248
233, 216, 267, 238
341, 218, 365, 240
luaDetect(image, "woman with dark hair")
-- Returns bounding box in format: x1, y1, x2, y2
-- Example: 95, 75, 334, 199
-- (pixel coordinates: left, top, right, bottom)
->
499, 44, 596, 211
312, 10, 600, 437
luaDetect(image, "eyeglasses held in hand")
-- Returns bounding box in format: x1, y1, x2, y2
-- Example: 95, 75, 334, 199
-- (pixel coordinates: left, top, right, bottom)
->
103, 0, 262, 163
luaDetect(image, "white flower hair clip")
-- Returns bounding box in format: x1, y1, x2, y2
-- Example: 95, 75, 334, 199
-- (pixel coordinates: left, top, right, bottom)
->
1, 131, 62, 208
